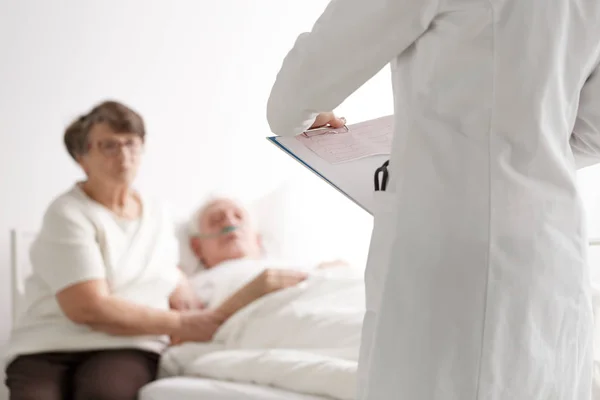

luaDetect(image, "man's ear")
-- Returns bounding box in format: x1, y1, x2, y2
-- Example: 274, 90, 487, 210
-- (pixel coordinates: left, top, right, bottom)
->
189, 237, 203, 263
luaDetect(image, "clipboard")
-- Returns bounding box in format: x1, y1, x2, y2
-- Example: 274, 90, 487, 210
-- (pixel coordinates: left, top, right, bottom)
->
267, 116, 393, 215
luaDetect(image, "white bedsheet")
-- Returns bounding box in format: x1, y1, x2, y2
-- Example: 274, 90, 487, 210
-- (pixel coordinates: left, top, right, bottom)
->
160, 270, 364, 400
140, 377, 329, 400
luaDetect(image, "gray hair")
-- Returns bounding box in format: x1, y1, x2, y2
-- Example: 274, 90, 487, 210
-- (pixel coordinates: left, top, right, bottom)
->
188, 194, 256, 237
63, 100, 145, 160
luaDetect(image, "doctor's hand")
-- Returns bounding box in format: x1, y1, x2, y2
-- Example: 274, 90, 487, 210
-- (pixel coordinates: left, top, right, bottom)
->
309, 112, 346, 130
171, 309, 226, 345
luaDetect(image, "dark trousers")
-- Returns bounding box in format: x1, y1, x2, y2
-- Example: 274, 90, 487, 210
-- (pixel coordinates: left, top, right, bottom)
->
4, 348, 159, 400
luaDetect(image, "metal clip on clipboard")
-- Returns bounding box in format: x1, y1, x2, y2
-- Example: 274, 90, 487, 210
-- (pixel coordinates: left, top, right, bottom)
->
301, 124, 349, 138
374, 160, 390, 191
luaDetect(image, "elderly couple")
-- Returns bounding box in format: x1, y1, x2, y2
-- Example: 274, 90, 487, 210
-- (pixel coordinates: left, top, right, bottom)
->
3, 100, 348, 399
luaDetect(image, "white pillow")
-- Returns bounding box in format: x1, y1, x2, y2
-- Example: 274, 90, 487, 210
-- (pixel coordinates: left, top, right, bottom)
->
248, 177, 373, 268
247, 181, 297, 261
175, 221, 201, 276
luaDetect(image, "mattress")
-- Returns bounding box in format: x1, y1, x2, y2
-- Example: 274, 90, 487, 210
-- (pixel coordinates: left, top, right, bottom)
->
139, 377, 330, 400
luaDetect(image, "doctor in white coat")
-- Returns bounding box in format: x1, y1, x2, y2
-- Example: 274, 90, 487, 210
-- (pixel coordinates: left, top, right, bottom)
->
267, 1, 600, 399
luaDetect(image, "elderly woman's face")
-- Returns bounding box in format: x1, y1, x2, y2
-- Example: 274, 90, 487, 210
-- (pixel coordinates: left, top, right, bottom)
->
79, 122, 143, 185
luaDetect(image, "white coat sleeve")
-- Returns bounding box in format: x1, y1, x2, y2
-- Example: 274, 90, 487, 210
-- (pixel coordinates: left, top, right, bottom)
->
571, 65, 600, 169
266, 0, 440, 137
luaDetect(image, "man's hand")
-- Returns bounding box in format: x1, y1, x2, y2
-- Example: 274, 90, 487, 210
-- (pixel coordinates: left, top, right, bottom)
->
213, 269, 308, 322
309, 112, 346, 130
252, 269, 309, 297
317, 259, 350, 269
171, 309, 227, 345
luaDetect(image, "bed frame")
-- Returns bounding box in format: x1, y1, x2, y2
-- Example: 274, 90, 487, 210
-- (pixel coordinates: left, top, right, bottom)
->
9, 229, 38, 323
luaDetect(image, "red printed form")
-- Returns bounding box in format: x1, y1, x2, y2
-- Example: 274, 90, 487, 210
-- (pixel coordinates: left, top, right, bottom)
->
296, 115, 394, 164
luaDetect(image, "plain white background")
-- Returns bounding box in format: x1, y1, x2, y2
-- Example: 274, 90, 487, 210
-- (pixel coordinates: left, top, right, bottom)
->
1, 2, 600, 397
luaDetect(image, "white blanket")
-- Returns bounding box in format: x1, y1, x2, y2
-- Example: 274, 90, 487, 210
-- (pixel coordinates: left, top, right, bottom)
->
162, 264, 600, 399
161, 269, 365, 400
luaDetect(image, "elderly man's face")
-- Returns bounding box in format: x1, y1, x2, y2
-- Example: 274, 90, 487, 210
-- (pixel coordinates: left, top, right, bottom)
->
191, 198, 263, 268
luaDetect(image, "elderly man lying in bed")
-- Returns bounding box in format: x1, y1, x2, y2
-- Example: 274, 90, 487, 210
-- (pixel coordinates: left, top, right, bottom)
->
160, 197, 365, 400
178, 196, 354, 311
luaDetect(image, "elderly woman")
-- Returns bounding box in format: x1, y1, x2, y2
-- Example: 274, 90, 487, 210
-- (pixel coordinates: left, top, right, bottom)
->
3, 101, 224, 400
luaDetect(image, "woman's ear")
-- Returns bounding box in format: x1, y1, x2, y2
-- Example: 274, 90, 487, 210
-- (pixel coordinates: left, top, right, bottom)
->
76, 154, 90, 174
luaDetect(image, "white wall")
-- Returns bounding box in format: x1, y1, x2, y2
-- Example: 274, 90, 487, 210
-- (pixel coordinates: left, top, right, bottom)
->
0, 0, 392, 345
1, 0, 600, 350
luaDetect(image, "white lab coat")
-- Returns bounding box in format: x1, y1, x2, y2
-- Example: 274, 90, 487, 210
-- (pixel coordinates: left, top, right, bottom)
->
267, 0, 600, 399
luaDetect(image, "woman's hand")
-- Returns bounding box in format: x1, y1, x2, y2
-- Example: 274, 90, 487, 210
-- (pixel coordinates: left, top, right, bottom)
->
170, 309, 227, 345
309, 112, 346, 130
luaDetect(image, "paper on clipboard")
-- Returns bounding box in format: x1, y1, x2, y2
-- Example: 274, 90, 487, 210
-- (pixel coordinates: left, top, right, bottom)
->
267, 115, 394, 214
296, 115, 394, 164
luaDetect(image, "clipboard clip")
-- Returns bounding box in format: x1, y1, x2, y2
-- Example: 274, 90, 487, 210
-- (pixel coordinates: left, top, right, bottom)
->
374, 160, 390, 191
302, 124, 349, 138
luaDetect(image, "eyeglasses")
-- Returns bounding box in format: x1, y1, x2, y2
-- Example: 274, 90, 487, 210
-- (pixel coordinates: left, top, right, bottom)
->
92, 138, 143, 157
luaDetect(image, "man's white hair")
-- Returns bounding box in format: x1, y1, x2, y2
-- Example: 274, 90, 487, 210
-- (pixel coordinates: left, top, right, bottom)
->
187, 194, 256, 237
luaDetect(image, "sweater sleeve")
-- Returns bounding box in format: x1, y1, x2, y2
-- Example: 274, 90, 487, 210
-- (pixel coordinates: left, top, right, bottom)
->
30, 198, 106, 294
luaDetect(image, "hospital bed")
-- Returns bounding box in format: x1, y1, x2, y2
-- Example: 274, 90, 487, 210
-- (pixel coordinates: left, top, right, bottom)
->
6, 228, 600, 399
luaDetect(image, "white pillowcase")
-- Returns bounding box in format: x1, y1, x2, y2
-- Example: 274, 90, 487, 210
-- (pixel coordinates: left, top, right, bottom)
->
248, 178, 373, 268
175, 221, 201, 276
